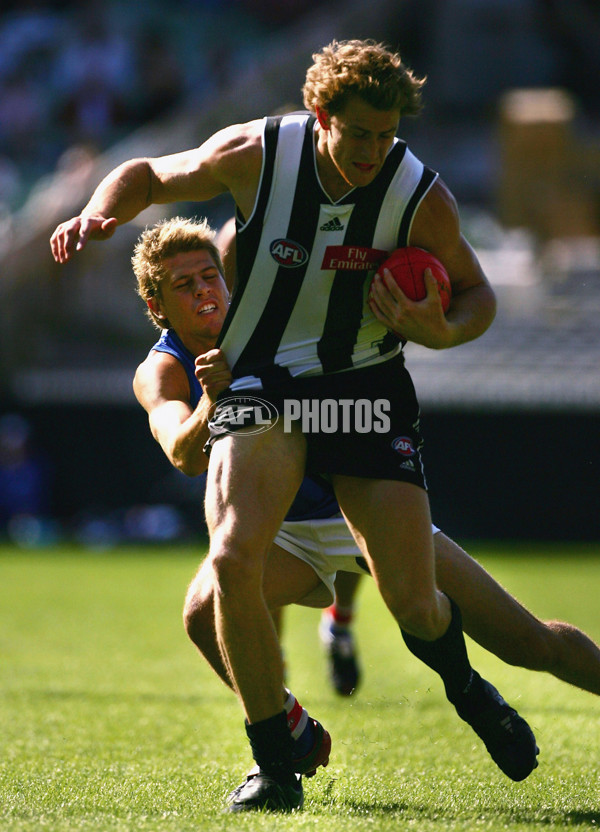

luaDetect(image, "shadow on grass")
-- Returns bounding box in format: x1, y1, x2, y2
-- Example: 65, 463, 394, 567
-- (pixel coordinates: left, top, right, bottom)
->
331, 797, 600, 826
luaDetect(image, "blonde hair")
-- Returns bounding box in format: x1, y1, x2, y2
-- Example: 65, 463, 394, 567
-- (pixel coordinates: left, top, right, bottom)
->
132, 216, 225, 329
302, 39, 425, 117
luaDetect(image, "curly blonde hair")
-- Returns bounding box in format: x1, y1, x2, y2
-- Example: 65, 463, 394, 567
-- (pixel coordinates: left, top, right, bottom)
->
132, 216, 225, 329
302, 39, 425, 117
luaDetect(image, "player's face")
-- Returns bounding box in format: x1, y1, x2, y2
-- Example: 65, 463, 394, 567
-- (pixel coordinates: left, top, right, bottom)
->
316, 96, 400, 198
153, 249, 229, 348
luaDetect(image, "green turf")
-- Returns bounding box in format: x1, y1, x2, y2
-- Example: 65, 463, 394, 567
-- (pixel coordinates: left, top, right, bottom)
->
1, 542, 599, 831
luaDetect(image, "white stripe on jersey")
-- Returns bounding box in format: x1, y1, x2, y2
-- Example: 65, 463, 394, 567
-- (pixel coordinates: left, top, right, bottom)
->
220, 115, 306, 375
371, 147, 429, 250
276, 203, 355, 376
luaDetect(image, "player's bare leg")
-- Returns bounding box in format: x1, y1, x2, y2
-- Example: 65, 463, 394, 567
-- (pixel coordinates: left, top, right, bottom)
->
184, 545, 326, 688
320, 571, 363, 695
184, 556, 230, 685
434, 533, 600, 696
333, 475, 539, 781
205, 422, 306, 722
333, 571, 363, 609
333, 477, 449, 637
183, 546, 331, 781
205, 422, 309, 811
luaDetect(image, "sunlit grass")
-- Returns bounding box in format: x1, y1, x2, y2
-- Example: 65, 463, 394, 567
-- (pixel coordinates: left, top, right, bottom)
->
1, 542, 598, 831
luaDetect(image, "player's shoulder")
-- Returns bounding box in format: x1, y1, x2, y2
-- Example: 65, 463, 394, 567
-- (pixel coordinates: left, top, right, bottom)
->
208, 119, 264, 182
212, 118, 265, 155
419, 176, 459, 219
134, 348, 184, 394
214, 114, 311, 154
410, 176, 460, 248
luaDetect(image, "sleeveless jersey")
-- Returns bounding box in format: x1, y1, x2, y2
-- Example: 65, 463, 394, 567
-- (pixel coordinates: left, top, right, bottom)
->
152, 329, 202, 408
217, 113, 438, 391
150, 329, 339, 521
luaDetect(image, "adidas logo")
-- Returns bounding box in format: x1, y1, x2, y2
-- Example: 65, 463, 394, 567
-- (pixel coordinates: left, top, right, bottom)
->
320, 217, 344, 231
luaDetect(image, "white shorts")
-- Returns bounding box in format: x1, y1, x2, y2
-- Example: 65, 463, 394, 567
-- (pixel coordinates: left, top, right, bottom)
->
273, 513, 441, 604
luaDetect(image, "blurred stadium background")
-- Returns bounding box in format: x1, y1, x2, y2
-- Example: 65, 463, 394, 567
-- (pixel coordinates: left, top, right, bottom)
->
1, 0, 599, 545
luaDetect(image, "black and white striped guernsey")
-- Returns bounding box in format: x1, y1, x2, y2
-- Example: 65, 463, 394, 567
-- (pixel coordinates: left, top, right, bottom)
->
217, 112, 438, 391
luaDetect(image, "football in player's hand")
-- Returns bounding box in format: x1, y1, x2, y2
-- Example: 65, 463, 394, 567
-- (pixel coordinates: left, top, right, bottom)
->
374, 247, 451, 313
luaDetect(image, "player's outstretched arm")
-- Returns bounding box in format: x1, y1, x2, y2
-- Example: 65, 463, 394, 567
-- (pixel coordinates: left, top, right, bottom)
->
50, 159, 154, 263
50, 216, 119, 263
50, 122, 263, 264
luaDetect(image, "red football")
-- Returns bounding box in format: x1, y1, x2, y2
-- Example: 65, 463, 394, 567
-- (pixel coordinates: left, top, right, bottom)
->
374, 247, 451, 313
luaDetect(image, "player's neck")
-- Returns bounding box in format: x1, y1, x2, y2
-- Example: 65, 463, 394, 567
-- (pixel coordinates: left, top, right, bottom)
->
178, 331, 218, 359
314, 129, 354, 202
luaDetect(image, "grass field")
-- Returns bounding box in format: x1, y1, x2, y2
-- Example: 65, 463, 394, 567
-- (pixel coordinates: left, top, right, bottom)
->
1, 541, 599, 831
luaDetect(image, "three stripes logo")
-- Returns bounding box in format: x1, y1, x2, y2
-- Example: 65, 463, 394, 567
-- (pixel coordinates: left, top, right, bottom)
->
320, 217, 344, 232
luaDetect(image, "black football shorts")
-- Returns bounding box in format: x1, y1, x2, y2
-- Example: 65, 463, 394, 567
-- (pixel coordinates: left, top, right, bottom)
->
206, 353, 427, 490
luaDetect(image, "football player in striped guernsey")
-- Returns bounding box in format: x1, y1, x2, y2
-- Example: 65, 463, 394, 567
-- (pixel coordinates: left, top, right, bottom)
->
130, 217, 600, 812
52, 41, 540, 810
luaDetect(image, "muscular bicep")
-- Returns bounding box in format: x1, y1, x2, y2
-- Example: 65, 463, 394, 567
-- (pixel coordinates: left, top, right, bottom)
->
408, 177, 496, 345
148, 121, 264, 216
409, 177, 488, 296
148, 147, 227, 204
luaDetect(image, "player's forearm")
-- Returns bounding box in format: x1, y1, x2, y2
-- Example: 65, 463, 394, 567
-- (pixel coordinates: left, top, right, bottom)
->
168, 425, 210, 477
81, 159, 153, 224
166, 397, 212, 477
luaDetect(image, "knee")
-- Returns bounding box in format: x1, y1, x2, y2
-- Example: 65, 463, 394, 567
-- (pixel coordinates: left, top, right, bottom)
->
183, 568, 216, 646
382, 590, 446, 641
209, 539, 263, 598
401, 603, 447, 641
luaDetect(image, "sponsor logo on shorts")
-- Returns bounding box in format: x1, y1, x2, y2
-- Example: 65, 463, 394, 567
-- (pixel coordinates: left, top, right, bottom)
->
209, 396, 279, 435
391, 436, 415, 456
270, 238, 309, 268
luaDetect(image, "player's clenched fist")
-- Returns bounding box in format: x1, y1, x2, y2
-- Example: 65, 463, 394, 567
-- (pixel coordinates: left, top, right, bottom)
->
50, 215, 118, 263
195, 349, 232, 401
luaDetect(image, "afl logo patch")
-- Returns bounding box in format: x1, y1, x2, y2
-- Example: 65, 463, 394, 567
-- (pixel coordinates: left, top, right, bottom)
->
270, 238, 309, 268
391, 436, 415, 456
209, 396, 279, 435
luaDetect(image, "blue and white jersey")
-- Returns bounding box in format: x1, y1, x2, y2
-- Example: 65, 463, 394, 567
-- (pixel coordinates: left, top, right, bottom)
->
217, 112, 438, 391
150, 329, 339, 521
